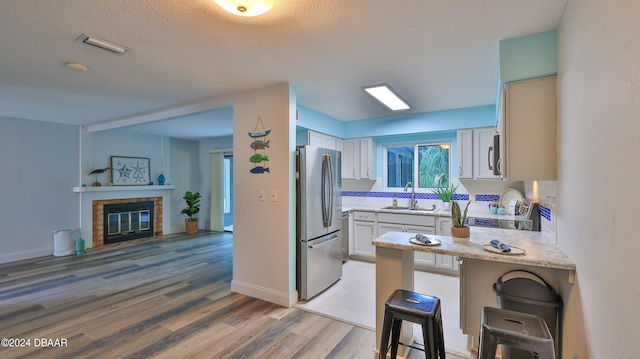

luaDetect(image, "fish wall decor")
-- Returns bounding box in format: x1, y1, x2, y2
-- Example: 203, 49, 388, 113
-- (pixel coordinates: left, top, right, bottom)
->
250, 154, 269, 163
249, 116, 272, 174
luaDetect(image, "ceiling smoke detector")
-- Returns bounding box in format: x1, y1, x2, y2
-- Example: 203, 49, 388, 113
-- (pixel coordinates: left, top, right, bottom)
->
75, 33, 130, 55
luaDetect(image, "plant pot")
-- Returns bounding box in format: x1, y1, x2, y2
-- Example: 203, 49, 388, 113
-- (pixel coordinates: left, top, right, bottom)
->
442, 201, 452, 211
451, 226, 470, 242
185, 219, 199, 235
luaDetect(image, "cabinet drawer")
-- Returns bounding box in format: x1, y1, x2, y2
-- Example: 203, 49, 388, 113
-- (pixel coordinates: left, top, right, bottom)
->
353, 211, 376, 222
377, 213, 435, 227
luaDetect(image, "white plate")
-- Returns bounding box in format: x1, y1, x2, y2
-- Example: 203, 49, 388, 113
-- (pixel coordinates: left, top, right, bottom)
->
499, 188, 523, 209
482, 244, 525, 255
409, 237, 441, 246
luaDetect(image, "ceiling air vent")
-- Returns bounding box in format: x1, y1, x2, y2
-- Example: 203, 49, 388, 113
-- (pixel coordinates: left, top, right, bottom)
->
75, 33, 130, 55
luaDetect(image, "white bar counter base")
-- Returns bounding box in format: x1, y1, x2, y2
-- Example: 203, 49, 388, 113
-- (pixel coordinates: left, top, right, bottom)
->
373, 227, 575, 357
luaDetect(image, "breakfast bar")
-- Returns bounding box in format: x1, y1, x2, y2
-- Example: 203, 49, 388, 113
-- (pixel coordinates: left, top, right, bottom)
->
373, 227, 576, 356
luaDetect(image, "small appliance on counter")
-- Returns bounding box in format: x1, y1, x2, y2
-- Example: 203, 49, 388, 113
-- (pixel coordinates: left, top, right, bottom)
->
469, 199, 541, 231
519, 199, 541, 231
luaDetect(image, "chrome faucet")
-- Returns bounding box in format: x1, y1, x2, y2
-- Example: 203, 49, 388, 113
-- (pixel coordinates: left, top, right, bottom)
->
404, 182, 418, 209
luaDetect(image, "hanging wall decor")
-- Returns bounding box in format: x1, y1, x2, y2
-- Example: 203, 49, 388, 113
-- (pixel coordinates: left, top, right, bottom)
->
111, 156, 150, 185
249, 116, 271, 174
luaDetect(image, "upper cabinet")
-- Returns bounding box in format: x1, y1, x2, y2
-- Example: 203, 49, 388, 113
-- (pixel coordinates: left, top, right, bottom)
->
474, 127, 499, 179
343, 137, 375, 180
457, 127, 499, 180
498, 76, 557, 180
457, 129, 473, 179
308, 130, 338, 150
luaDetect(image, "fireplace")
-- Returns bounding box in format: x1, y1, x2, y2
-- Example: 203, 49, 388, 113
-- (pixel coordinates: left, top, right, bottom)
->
92, 197, 163, 247
103, 201, 154, 244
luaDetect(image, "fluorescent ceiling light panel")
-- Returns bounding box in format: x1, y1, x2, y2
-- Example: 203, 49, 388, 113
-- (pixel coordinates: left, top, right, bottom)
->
363, 84, 411, 111
75, 34, 129, 54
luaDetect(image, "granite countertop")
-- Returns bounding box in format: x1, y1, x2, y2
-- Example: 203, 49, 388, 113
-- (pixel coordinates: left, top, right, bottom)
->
372, 227, 576, 271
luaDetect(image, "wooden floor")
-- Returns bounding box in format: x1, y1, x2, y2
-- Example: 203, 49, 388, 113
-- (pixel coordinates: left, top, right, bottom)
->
0, 232, 378, 359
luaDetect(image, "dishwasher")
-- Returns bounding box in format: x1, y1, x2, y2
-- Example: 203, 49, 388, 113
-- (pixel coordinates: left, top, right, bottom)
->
341, 211, 350, 262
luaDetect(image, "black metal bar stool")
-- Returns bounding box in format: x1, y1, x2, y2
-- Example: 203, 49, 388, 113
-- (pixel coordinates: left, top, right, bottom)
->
478, 307, 556, 359
379, 289, 445, 359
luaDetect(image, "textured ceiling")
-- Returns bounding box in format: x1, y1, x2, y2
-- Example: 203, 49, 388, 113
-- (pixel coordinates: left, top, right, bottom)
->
0, 0, 566, 140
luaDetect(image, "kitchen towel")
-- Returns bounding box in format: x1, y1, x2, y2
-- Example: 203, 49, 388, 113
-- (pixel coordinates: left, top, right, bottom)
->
490, 239, 511, 253
415, 234, 432, 244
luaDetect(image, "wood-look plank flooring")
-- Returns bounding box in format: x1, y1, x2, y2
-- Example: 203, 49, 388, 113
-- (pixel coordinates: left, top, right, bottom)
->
0, 232, 378, 359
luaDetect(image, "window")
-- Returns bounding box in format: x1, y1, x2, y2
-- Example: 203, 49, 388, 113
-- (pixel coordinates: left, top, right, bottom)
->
385, 143, 450, 189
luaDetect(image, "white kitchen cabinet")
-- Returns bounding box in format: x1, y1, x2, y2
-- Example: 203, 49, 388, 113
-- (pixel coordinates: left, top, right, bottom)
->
335, 138, 343, 154
308, 130, 337, 150
342, 137, 375, 180
377, 213, 437, 268
352, 211, 377, 261
435, 217, 459, 271
343, 139, 358, 179
456, 129, 473, 179
500, 75, 557, 180
359, 137, 374, 180
473, 127, 499, 179
457, 127, 499, 180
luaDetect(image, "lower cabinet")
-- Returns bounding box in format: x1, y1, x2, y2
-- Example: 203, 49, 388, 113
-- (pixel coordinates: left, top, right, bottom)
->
352, 211, 377, 261
378, 220, 437, 267
349, 211, 459, 274
436, 217, 459, 272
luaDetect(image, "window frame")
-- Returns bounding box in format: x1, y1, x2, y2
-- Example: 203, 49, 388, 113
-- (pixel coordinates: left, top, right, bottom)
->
382, 141, 452, 191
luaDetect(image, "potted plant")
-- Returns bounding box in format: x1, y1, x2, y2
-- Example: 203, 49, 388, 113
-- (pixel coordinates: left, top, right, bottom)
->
451, 200, 471, 241
432, 184, 458, 211
181, 191, 201, 235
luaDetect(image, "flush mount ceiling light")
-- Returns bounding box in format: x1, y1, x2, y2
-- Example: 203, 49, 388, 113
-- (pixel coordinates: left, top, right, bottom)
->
65, 62, 88, 72
363, 84, 411, 111
75, 33, 129, 54
214, 0, 276, 17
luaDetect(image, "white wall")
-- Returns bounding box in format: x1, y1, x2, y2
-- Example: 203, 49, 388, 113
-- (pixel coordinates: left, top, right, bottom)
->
558, 0, 640, 357
0, 116, 79, 263
231, 83, 297, 307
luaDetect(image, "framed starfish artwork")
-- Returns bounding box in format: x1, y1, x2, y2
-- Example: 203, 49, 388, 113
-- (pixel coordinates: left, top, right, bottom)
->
110, 156, 150, 185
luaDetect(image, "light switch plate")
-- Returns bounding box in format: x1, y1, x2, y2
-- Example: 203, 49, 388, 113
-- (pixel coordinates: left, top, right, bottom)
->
258, 189, 265, 201
271, 190, 278, 202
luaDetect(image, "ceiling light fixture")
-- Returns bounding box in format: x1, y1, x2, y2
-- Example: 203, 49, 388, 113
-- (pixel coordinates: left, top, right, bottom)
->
363, 84, 411, 111
214, 0, 276, 17
75, 34, 129, 54
65, 62, 88, 72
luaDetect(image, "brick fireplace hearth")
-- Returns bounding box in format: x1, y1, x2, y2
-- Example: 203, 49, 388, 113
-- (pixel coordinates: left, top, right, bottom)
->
92, 197, 163, 247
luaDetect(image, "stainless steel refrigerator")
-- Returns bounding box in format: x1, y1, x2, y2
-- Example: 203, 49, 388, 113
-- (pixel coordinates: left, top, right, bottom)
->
296, 145, 343, 300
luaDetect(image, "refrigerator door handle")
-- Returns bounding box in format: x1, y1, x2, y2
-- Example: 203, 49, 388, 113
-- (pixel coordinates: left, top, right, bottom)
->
321, 154, 334, 227
308, 232, 341, 249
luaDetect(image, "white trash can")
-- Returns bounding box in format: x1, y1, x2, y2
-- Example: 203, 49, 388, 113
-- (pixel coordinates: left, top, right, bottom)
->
53, 229, 80, 256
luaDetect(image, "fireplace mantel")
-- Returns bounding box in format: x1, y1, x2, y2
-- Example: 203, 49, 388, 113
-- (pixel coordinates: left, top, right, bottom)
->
73, 185, 175, 192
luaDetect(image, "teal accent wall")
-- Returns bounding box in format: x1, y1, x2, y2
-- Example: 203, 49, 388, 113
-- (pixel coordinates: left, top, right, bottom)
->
499, 29, 558, 84
495, 29, 558, 120
296, 105, 345, 138
343, 105, 495, 138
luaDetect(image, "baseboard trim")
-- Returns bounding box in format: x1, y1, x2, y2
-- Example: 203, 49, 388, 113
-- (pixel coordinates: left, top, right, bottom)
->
231, 279, 298, 308
0, 248, 54, 264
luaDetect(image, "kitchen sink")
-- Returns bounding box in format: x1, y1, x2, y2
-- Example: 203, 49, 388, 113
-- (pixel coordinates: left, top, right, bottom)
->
381, 206, 412, 210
